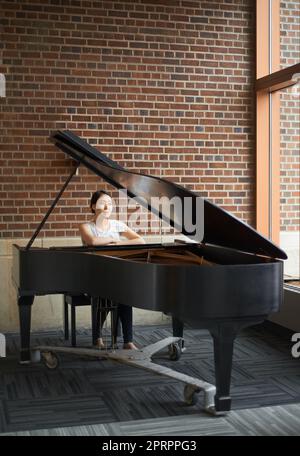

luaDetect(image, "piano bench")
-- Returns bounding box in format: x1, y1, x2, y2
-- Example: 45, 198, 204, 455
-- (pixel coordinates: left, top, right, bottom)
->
64, 294, 92, 347
63, 295, 121, 348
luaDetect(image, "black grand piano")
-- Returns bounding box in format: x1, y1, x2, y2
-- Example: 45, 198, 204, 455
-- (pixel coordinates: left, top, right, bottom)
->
12, 130, 287, 414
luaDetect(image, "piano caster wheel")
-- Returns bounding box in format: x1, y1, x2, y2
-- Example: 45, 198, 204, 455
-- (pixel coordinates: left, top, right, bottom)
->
184, 384, 200, 406
41, 351, 59, 370
168, 342, 182, 361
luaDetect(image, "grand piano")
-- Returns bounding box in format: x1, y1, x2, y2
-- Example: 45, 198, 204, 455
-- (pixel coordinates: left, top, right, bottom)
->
12, 130, 287, 414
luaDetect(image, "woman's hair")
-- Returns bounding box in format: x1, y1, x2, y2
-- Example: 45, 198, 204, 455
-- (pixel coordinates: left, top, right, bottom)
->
90, 190, 110, 213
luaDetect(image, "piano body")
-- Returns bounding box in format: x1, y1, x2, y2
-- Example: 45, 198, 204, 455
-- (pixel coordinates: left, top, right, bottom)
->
12, 130, 287, 414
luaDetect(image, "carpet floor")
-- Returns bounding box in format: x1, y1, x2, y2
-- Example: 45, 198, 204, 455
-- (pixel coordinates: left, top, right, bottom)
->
0, 322, 299, 434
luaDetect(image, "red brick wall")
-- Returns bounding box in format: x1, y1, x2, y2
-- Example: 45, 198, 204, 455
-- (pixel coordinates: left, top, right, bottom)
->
0, 0, 255, 239
280, 0, 300, 233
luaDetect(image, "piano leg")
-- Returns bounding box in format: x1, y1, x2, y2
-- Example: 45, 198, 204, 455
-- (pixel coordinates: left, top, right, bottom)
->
209, 318, 265, 413
18, 295, 34, 363
210, 323, 238, 413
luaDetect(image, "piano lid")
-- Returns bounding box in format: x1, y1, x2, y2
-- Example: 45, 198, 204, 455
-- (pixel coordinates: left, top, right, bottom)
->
50, 130, 287, 260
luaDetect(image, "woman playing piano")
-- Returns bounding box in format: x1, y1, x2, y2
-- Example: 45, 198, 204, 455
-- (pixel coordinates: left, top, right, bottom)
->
79, 190, 145, 350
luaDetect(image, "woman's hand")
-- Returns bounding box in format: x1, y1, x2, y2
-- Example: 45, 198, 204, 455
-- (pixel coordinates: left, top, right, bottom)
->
120, 227, 145, 245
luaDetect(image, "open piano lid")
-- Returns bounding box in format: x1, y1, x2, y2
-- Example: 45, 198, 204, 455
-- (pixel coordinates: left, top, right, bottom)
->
51, 130, 287, 260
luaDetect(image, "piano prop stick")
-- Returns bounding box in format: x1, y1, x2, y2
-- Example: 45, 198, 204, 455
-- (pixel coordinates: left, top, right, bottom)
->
12, 130, 287, 415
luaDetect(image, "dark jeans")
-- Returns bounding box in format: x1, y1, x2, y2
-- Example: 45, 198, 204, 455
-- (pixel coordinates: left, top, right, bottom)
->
172, 316, 184, 338
95, 299, 133, 344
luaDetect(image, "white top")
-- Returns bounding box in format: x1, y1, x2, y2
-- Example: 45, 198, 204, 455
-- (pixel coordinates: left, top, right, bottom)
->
84, 220, 128, 244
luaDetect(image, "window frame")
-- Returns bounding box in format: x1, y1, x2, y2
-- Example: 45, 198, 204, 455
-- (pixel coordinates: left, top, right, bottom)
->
256, 0, 300, 244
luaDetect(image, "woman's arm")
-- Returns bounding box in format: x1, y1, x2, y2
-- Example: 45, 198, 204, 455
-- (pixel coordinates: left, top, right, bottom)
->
117, 226, 146, 245
79, 224, 117, 246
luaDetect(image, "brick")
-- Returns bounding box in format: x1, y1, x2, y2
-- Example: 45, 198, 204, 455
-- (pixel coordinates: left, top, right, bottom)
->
0, 0, 260, 237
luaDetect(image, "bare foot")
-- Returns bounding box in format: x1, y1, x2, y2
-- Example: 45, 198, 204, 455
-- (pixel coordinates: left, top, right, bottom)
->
123, 342, 138, 350
96, 338, 105, 349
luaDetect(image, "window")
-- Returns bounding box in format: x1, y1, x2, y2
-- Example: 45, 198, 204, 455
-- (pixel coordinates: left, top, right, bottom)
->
256, 0, 300, 283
